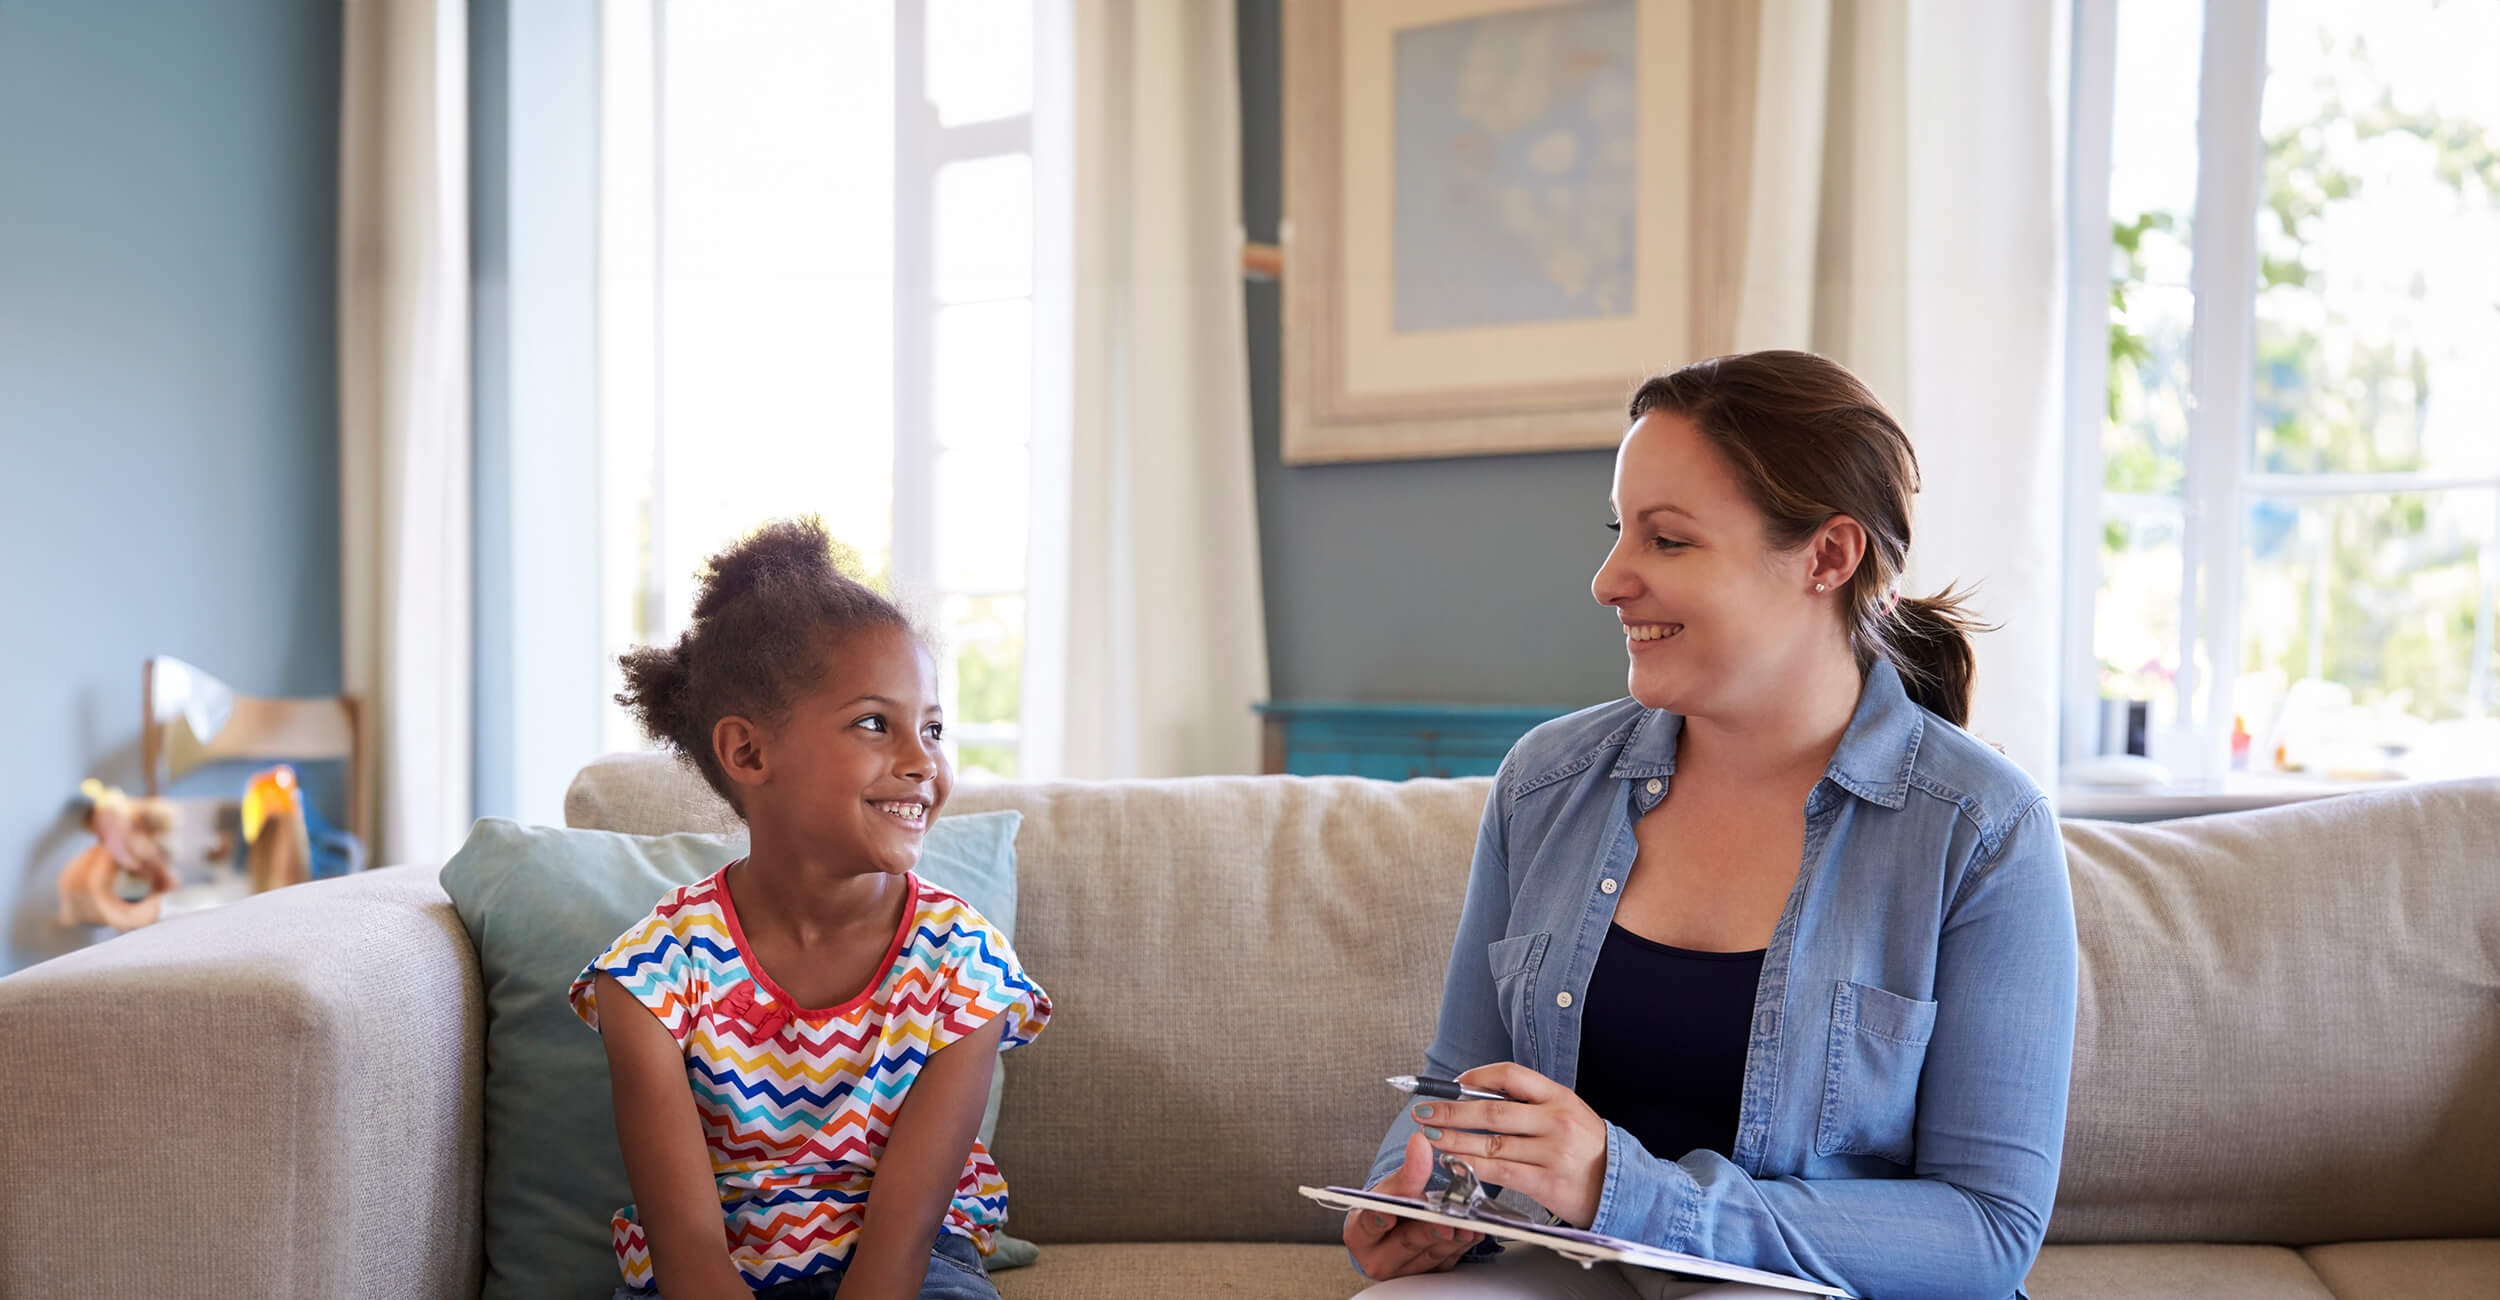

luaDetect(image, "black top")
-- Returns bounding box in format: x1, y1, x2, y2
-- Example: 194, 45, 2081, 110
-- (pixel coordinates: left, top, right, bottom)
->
1575, 923, 1765, 1163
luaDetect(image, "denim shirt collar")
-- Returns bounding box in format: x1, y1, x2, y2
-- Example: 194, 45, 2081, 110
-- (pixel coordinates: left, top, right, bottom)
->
1604, 659, 1926, 810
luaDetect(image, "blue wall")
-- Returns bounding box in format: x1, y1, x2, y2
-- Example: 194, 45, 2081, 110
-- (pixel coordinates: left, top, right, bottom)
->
0, 0, 343, 972
1235, 0, 1631, 710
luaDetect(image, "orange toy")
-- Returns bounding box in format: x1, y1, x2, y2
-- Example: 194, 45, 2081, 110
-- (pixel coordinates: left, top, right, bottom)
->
243, 765, 312, 894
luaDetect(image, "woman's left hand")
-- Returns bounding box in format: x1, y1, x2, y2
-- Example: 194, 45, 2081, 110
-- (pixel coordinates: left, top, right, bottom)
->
1410, 1062, 1611, 1229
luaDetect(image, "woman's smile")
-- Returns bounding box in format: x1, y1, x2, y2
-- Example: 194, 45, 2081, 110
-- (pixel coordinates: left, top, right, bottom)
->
1624, 621, 1683, 653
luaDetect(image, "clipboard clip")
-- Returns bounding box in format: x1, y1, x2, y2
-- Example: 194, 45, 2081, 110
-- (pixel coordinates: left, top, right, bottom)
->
1431, 1151, 1535, 1224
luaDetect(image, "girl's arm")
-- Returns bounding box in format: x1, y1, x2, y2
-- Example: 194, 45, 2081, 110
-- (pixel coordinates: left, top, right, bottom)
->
595, 972, 752, 1300
841, 1014, 1012, 1300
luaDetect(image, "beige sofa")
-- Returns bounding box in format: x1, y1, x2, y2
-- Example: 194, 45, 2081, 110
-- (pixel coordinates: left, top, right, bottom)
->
2, 755, 2493, 1299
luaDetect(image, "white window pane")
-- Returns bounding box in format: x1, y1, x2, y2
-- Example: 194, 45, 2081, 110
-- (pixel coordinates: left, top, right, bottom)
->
935, 447, 1029, 592
926, 0, 1032, 127
2105, 282, 2192, 496
952, 741, 1021, 780
2104, 0, 2203, 501
2238, 493, 2495, 779
935, 154, 1033, 304
2096, 505, 2185, 737
2253, 0, 2500, 478
942, 593, 1024, 726
937, 593, 1023, 780
2110, 0, 2203, 271
654, 0, 897, 631
933, 300, 1032, 449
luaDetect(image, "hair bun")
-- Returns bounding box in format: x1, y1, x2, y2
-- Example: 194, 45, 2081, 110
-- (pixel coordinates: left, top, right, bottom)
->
691, 516, 842, 623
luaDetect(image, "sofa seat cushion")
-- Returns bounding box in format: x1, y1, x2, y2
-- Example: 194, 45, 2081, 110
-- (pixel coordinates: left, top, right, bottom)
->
993, 1240, 2478, 1299
2299, 1238, 2500, 1300
992, 1243, 1366, 1299
2022, 1244, 2335, 1299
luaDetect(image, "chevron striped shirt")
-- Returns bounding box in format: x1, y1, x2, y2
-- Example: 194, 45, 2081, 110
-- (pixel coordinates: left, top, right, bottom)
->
570, 866, 1049, 1290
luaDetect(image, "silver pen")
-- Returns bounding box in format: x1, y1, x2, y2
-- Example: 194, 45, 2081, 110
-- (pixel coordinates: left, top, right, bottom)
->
1386, 1074, 1512, 1102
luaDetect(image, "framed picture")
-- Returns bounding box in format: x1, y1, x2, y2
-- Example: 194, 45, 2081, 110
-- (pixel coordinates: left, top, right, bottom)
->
1282, 0, 1699, 464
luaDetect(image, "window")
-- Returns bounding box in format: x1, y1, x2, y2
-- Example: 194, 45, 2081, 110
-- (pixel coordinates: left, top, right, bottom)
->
598, 0, 1039, 780
2075, 0, 2500, 787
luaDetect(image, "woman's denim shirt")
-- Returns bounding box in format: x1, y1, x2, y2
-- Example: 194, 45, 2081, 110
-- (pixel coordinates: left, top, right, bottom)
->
1368, 662, 2078, 1300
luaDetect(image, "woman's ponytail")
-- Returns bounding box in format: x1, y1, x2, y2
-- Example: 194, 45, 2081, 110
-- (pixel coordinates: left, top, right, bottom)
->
1867, 584, 1991, 730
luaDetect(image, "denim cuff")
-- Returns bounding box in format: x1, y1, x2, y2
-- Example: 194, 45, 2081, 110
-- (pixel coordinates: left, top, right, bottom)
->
1589, 1120, 1702, 1252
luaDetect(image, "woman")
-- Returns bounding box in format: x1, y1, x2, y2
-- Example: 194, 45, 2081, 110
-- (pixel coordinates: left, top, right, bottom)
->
1344, 352, 2077, 1300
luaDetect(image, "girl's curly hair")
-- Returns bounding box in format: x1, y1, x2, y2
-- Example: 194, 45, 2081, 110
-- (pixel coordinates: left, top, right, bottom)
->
615, 516, 915, 815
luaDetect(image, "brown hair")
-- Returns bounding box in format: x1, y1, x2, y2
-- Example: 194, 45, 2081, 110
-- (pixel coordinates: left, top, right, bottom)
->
1626, 351, 1992, 728
616, 516, 915, 814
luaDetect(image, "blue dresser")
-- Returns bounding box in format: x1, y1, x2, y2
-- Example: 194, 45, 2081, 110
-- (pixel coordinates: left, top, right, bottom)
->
1253, 700, 1572, 780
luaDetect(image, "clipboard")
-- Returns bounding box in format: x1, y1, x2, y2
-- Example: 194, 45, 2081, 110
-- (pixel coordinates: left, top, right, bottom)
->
1300, 1154, 1850, 1296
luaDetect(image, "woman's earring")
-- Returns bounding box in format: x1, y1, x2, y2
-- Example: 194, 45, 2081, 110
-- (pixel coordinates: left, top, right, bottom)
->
1814, 583, 1826, 593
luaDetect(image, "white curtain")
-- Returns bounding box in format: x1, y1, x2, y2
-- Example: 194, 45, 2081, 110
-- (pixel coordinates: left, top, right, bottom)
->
339, 0, 473, 863
1724, 0, 2069, 786
1027, 0, 1269, 780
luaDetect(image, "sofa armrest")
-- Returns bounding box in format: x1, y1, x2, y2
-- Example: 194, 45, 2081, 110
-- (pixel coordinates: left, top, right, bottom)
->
0, 865, 484, 1300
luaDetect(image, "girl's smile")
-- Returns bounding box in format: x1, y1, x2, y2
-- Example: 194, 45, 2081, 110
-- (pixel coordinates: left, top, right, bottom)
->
869, 798, 930, 830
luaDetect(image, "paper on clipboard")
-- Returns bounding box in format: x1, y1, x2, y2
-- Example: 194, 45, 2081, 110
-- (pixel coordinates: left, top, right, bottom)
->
1300, 1185, 1852, 1297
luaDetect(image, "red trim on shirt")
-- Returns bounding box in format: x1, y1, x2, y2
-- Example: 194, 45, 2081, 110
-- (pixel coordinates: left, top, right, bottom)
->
715, 862, 922, 1019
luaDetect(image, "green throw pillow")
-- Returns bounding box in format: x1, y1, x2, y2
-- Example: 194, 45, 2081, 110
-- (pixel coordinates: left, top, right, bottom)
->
440, 811, 1039, 1300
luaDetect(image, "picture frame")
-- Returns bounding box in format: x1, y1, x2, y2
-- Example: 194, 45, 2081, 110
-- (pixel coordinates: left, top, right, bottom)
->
1281, 0, 1710, 464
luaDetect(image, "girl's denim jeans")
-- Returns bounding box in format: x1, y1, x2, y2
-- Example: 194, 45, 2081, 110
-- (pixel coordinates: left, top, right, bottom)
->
610, 1232, 997, 1300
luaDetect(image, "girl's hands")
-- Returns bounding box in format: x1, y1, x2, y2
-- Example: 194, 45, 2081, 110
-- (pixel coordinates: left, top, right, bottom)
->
1341, 1133, 1484, 1279
1408, 1063, 1611, 1229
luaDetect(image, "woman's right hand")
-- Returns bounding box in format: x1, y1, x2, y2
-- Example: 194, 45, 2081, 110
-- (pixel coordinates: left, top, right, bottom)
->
1343, 1132, 1484, 1280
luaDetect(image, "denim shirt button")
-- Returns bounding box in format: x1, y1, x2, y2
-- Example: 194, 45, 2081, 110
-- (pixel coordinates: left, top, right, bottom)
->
1600, 878, 1618, 894
1556, 991, 1574, 1008
1646, 778, 1663, 795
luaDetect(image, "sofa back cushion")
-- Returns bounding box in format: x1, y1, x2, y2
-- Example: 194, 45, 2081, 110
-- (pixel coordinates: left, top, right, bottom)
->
2050, 777, 2500, 1244
567, 755, 2500, 1247
569, 754, 1487, 1244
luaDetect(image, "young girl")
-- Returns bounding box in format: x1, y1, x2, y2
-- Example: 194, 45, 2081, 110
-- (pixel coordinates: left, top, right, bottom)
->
570, 517, 1049, 1300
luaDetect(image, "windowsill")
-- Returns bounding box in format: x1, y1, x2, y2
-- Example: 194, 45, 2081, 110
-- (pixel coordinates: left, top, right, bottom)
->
2058, 770, 2425, 822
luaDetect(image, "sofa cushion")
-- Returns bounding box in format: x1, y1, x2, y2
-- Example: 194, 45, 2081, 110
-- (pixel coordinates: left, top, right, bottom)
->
991, 1243, 1366, 1300
2298, 1238, 2500, 1300
570, 753, 1498, 1247
0, 865, 484, 1298
566, 750, 744, 837
570, 754, 2500, 1253
440, 811, 1029, 1300
2022, 1243, 2336, 1299
940, 773, 1495, 1246
2050, 778, 2500, 1245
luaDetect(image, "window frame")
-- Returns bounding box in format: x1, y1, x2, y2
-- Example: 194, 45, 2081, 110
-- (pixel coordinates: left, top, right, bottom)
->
892, 0, 1036, 776
2066, 0, 2500, 787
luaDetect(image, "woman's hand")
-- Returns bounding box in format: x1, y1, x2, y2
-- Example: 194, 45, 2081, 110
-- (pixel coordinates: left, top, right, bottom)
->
1410, 1063, 1611, 1229
1342, 1133, 1484, 1279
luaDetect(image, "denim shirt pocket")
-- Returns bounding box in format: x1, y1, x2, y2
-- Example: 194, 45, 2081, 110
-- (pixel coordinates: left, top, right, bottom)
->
1486, 932, 1551, 1061
1814, 979, 1940, 1166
